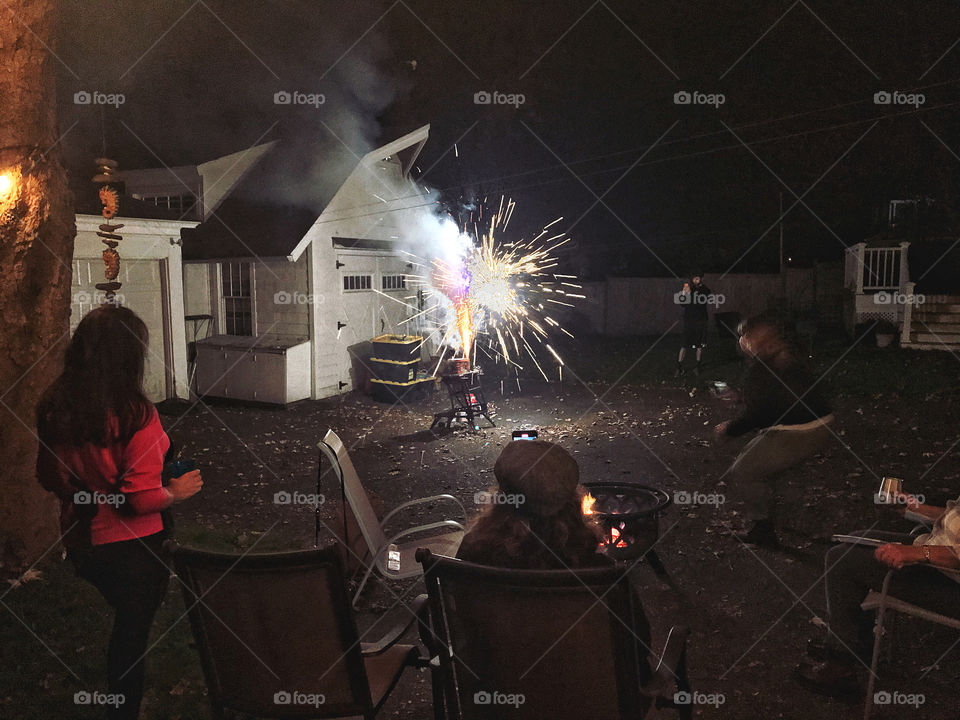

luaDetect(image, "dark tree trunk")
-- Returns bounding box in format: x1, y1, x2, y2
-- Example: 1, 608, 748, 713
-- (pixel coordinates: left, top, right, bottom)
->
0, 0, 75, 572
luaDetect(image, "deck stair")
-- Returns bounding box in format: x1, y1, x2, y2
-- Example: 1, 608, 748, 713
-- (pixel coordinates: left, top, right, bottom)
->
904, 294, 960, 351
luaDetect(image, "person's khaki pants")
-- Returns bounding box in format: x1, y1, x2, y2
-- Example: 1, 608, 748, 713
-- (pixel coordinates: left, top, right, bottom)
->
728, 414, 835, 523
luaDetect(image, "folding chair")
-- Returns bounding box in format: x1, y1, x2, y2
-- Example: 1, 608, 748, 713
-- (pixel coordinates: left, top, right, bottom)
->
431, 371, 495, 431
860, 567, 960, 720
318, 429, 466, 607
170, 542, 429, 719
416, 548, 692, 720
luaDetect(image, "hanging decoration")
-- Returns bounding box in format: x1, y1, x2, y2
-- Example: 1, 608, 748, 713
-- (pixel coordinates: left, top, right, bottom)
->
92, 158, 123, 303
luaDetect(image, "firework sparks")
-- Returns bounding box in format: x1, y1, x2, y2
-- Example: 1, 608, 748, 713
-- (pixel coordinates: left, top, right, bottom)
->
408, 197, 582, 379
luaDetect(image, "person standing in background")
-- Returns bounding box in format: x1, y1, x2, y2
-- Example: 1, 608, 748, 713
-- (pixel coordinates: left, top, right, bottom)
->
36, 305, 203, 720
676, 273, 711, 377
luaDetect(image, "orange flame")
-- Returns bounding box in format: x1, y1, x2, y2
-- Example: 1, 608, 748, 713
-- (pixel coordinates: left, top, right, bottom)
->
455, 298, 473, 362
581, 492, 596, 515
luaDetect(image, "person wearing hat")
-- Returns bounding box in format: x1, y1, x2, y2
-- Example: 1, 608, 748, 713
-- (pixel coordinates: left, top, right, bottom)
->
676, 273, 711, 378
457, 440, 607, 570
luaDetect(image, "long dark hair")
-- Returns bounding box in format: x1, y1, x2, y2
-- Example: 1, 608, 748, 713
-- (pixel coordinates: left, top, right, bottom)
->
458, 492, 605, 570
738, 311, 803, 364
37, 304, 153, 447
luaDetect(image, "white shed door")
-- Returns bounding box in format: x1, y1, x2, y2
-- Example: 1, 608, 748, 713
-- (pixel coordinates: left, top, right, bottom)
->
71, 258, 171, 402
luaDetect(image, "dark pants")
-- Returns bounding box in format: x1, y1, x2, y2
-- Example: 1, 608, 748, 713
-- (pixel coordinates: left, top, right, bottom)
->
824, 530, 960, 664
71, 532, 170, 720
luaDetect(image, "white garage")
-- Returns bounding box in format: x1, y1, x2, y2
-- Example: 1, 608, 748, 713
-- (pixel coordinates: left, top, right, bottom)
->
181, 125, 437, 402
71, 214, 196, 401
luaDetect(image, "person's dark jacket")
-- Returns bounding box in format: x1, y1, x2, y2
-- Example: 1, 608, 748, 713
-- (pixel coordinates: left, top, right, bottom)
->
683, 282, 711, 323
725, 356, 832, 437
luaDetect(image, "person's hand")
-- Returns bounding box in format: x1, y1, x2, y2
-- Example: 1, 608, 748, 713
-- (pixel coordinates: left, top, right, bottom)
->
714, 421, 730, 437
168, 469, 203, 503
874, 543, 920, 569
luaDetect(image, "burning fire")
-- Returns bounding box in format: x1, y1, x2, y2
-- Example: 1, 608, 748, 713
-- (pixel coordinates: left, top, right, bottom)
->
581, 492, 596, 515
403, 197, 583, 378
581, 492, 628, 549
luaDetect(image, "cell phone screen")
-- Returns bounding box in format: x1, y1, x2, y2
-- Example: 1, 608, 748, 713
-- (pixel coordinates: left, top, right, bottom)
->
512, 430, 538, 440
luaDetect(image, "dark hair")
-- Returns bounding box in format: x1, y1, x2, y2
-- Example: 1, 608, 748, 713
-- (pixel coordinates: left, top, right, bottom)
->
37, 304, 153, 447
738, 311, 802, 361
458, 493, 605, 570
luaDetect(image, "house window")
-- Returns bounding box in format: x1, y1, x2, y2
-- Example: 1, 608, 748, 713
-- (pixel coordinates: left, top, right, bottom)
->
141, 194, 197, 214
342, 274, 372, 292
221, 262, 253, 336
381, 274, 407, 291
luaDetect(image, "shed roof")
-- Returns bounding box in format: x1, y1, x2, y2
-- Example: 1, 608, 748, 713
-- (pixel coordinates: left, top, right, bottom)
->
180, 199, 317, 261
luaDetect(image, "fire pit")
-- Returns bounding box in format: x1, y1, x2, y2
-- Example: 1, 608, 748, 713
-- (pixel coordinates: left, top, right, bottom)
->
581, 482, 671, 568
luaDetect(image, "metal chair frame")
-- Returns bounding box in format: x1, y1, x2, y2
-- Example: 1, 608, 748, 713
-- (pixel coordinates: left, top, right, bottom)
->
318, 429, 466, 607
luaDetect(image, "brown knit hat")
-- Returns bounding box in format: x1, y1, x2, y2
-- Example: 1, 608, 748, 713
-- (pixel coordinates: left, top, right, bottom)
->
493, 440, 580, 517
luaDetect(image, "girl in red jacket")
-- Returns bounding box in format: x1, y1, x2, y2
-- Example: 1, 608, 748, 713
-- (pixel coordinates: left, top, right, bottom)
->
36, 304, 202, 720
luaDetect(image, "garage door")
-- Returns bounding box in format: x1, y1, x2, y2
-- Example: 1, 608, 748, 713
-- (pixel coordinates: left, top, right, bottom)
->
312, 251, 417, 394
71, 257, 171, 402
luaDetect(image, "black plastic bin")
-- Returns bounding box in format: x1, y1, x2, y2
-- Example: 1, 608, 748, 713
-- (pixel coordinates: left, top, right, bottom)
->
369, 357, 418, 384
371, 334, 421, 362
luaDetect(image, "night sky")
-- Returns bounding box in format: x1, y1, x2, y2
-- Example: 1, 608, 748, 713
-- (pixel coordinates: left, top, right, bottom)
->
56, 1, 960, 278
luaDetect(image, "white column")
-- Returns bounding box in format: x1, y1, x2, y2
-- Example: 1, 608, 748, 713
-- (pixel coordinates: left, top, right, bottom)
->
166, 239, 189, 399
898, 241, 910, 293
902, 281, 915, 345
854, 242, 866, 294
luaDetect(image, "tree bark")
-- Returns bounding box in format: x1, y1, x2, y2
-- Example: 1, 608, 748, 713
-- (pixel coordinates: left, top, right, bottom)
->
0, 0, 75, 572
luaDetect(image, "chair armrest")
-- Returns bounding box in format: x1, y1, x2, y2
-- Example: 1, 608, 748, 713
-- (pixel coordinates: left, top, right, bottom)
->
381, 494, 467, 527
643, 625, 690, 699
906, 510, 934, 535
361, 594, 428, 656
381, 521, 467, 553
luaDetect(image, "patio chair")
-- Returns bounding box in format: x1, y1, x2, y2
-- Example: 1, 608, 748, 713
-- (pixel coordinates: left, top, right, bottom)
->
318, 429, 466, 607
860, 564, 960, 720
170, 542, 429, 719
416, 548, 692, 720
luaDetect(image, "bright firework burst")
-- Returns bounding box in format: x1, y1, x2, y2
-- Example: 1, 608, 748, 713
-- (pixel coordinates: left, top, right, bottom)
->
400, 196, 584, 380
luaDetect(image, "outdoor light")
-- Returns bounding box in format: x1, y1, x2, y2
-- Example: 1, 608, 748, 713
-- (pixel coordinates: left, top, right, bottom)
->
0, 146, 44, 215
0, 168, 22, 217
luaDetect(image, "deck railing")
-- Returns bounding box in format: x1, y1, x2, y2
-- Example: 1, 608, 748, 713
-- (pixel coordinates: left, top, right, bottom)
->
844, 242, 910, 293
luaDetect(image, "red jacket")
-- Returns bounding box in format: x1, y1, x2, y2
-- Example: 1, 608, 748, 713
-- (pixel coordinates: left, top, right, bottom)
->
37, 407, 172, 546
